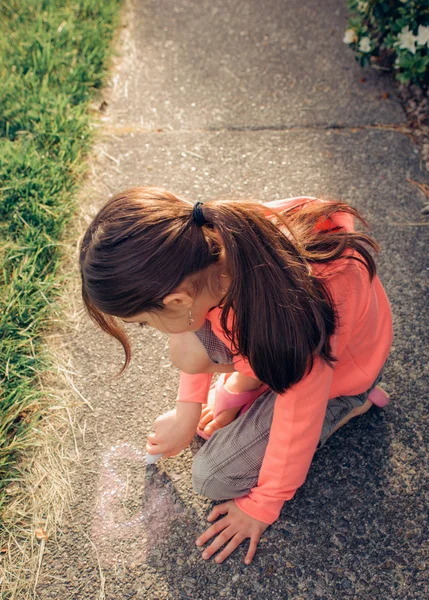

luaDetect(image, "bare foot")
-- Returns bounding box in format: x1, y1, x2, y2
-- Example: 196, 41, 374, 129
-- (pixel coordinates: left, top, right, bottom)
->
198, 404, 242, 438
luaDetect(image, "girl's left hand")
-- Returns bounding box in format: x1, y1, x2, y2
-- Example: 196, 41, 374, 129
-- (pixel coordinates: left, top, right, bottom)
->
196, 500, 269, 565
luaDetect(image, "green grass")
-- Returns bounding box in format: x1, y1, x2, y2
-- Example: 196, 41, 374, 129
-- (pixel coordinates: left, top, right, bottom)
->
0, 0, 122, 513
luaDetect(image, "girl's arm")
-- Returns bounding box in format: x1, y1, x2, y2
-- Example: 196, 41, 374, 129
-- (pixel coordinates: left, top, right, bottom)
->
177, 371, 214, 403
235, 357, 333, 523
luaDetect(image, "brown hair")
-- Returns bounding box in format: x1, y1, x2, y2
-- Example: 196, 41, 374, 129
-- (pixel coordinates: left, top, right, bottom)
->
79, 187, 378, 393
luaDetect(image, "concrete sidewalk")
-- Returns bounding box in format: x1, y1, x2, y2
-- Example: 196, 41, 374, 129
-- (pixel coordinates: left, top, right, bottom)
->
38, 1, 428, 598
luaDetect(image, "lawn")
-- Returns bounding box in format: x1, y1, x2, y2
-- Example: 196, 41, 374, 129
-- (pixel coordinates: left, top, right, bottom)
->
0, 0, 122, 516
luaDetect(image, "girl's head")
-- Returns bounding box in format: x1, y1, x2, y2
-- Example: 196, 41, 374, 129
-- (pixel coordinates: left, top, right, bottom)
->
79, 187, 226, 336
80, 187, 377, 393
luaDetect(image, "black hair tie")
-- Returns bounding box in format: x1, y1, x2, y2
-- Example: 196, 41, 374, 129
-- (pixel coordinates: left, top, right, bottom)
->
192, 201, 207, 227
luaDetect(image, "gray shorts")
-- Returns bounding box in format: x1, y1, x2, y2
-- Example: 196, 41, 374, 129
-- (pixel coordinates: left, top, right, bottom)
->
192, 320, 382, 501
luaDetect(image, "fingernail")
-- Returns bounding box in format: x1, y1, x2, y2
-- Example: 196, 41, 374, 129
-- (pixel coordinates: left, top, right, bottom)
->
202, 552, 208, 559
196, 540, 201, 546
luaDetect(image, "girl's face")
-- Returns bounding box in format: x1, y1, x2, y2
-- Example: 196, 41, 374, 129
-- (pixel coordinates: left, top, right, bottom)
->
121, 275, 229, 335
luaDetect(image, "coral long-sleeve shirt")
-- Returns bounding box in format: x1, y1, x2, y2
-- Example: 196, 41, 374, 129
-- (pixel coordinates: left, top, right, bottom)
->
177, 197, 393, 525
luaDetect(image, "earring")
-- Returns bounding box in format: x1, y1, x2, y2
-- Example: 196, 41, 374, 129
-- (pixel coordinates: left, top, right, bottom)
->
188, 310, 194, 326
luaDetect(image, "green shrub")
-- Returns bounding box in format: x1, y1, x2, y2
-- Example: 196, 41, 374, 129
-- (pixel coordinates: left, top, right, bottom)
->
344, 0, 429, 87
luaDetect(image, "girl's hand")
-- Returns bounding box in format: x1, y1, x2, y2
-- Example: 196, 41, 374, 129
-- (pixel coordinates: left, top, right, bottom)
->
147, 402, 201, 458
196, 500, 269, 565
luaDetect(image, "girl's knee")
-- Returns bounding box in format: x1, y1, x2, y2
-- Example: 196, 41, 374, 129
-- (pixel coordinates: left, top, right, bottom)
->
192, 448, 252, 501
192, 452, 231, 500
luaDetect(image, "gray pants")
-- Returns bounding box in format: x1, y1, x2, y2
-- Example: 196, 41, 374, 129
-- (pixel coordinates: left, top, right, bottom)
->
192, 320, 382, 501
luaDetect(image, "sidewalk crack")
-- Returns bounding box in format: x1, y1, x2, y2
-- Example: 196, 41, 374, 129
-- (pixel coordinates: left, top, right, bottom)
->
101, 123, 411, 137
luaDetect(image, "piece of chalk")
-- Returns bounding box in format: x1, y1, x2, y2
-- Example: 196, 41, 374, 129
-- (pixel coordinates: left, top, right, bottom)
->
145, 452, 163, 465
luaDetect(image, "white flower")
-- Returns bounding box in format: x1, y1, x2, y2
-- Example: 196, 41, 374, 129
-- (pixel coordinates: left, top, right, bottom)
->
343, 28, 358, 44
396, 26, 418, 54
416, 25, 429, 47
357, 1, 369, 12
359, 37, 372, 53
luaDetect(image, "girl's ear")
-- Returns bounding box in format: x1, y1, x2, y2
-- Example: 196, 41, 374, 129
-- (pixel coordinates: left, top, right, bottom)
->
162, 291, 193, 309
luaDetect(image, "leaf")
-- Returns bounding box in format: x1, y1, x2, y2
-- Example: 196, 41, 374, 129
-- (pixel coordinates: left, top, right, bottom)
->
396, 71, 411, 84
35, 527, 48, 541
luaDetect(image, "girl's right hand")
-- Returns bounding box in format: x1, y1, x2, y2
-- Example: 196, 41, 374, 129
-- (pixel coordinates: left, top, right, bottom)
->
146, 402, 202, 458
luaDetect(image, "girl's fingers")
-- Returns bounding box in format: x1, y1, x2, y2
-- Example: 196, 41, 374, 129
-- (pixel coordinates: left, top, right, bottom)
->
196, 515, 229, 547
146, 438, 162, 452
207, 502, 231, 522
200, 525, 235, 560
147, 432, 158, 444
244, 536, 259, 565
213, 532, 246, 564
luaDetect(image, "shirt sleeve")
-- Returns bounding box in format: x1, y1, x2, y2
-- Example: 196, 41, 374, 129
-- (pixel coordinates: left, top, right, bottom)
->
176, 372, 213, 404
235, 357, 333, 524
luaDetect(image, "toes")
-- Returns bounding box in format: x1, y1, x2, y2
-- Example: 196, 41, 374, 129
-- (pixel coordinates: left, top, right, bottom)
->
205, 413, 227, 434
200, 406, 242, 435
199, 411, 214, 429
200, 406, 211, 418
205, 418, 221, 434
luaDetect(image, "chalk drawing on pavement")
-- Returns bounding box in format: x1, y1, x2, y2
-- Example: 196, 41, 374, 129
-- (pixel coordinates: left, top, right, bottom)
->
91, 442, 186, 566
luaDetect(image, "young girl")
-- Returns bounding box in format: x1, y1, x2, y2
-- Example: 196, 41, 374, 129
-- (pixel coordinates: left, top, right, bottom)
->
79, 187, 393, 566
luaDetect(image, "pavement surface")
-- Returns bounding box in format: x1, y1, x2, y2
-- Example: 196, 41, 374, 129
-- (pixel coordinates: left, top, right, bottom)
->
37, 0, 428, 598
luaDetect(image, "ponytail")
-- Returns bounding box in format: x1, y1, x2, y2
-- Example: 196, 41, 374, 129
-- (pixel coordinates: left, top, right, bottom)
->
200, 199, 377, 394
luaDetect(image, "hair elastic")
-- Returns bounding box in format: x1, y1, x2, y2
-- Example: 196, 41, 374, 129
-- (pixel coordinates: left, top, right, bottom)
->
192, 201, 207, 227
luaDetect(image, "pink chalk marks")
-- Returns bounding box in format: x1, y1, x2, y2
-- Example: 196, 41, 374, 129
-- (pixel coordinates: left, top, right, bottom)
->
91, 442, 185, 566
